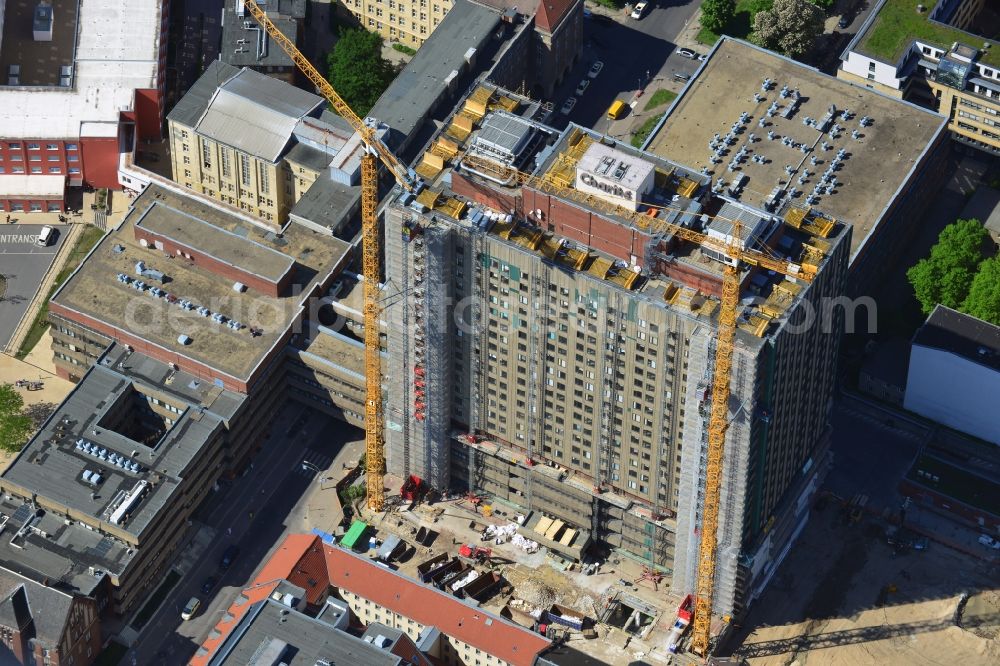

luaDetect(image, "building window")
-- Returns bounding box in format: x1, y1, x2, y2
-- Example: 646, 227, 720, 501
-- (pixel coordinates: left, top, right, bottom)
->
8, 142, 21, 149
65, 143, 77, 151
221, 150, 231, 177
48, 167, 61, 173
68, 167, 80, 174
240, 155, 251, 186
47, 155, 59, 162
260, 169, 269, 194
29, 155, 41, 162
68, 154, 78, 162
29, 203, 41, 211
31, 166, 42, 173
47, 203, 60, 212
12, 166, 24, 173
27, 143, 39, 150
46, 143, 58, 150
202, 141, 212, 168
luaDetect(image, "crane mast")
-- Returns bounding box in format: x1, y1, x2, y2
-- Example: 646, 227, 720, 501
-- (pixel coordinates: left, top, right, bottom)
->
244, 0, 419, 511
241, 8, 816, 643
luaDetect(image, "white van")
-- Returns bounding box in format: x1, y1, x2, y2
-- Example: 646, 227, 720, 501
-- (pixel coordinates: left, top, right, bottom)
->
36, 225, 56, 247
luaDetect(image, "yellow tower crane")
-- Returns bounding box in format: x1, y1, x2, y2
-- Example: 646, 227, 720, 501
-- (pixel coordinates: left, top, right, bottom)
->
461, 155, 815, 655
245, 0, 420, 511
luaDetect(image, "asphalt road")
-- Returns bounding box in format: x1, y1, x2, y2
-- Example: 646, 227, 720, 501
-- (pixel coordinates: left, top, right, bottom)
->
131, 404, 363, 665
554, 2, 703, 136
0, 225, 68, 348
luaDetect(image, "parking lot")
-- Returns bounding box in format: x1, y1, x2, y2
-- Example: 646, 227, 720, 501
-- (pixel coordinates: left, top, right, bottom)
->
552, 5, 704, 138
0, 224, 68, 349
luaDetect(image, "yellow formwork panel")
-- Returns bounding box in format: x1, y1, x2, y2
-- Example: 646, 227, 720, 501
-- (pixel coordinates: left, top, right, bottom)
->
676, 176, 700, 199
416, 189, 441, 209
438, 197, 466, 220
494, 96, 519, 112
431, 137, 459, 160
588, 256, 613, 279
465, 86, 493, 119
784, 206, 808, 228
415, 161, 443, 181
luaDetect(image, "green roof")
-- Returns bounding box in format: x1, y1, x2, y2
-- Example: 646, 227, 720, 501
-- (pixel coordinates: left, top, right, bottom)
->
859, 0, 1000, 68
340, 520, 369, 549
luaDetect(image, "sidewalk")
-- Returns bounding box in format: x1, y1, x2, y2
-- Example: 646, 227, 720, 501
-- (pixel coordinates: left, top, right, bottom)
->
291, 436, 366, 534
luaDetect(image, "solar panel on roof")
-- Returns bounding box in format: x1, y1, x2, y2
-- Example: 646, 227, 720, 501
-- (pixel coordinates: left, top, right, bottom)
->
12, 504, 32, 524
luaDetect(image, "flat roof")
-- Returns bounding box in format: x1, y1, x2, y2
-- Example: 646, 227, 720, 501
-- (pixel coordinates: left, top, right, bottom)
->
0, 0, 162, 138
370, 0, 501, 140
913, 305, 1000, 372
856, 0, 1000, 68
0, 175, 65, 197
0, 0, 78, 86
289, 176, 360, 234
297, 327, 368, 379
645, 38, 946, 259
208, 599, 401, 666
135, 203, 296, 285
219, 6, 297, 70
52, 184, 351, 382
577, 142, 655, 191
0, 361, 230, 541
0, 494, 130, 596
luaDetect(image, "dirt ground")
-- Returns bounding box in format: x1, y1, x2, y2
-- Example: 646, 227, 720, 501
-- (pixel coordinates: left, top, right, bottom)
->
726, 501, 1000, 665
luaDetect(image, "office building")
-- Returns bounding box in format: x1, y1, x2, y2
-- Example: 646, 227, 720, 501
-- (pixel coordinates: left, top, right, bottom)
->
379, 74, 851, 619
194, 533, 552, 665
905, 305, 1000, 444
0, 344, 254, 615
0, 0, 167, 213
646, 37, 950, 294
838, 0, 1000, 154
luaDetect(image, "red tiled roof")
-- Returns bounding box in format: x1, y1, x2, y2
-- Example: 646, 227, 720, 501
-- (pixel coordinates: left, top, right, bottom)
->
535, 0, 578, 33
192, 533, 551, 666
323, 544, 550, 666
190, 534, 328, 666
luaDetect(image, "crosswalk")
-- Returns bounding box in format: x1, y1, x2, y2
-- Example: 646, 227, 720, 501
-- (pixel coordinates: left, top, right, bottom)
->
293, 450, 334, 477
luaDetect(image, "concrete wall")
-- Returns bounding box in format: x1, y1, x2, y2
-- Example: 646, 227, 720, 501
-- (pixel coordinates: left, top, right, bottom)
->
904, 345, 1000, 444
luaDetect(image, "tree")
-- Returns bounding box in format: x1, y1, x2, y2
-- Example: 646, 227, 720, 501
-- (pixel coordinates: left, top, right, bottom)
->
907, 219, 988, 315
701, 0, 736, 33
744, 0, 774, 15
326, 29, 396, 117
751, 0, 824, 59
0, 385, 33, 454
962, 256, 1000, 325
810, 0, 834, 10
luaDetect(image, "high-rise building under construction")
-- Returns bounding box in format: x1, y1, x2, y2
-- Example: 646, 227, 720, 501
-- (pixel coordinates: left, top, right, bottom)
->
380, 84, 851, 617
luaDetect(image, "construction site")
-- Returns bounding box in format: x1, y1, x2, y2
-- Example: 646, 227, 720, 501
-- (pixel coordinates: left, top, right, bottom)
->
373, 75, 853, 655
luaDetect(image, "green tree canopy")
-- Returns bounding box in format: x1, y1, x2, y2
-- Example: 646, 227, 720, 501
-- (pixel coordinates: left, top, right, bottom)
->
751, 0, 824, 59
0, 384, 33, 454
907, 219, 988, 315
701, 0, 736, 33
326, 29, 396, 117
962, 255, 1000, 326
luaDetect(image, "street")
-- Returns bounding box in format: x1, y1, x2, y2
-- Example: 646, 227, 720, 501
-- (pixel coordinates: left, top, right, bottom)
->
555, 2, 703, 137
129, 403, 363, 665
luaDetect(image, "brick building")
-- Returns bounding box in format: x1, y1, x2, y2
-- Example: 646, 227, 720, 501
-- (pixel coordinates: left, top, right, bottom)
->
0, 0, 166, 213
0, 570, 101, 666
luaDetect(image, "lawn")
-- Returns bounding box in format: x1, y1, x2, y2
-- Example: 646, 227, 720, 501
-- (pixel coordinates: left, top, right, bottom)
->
697, 0, 759, 46
131, 570, 181, 630
631, 115, 662, 148
15, 225, 105, 359
861, 0, 1000, 68
642, 89, 677, 112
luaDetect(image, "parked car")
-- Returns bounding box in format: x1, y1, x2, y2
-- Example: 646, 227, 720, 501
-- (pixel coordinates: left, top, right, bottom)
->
583, 7, 592, 18
607, 100, 628, 120
575, 79, 590, 95
697, 54, 707, 61
588, 61, 604, 79
838, 16, 850, 30
677, 48, 696, 59
181, 597, 201, 621
673, 72, 691, 83
631, 2, 649, 19
220, 544, 240, 570
560, 97, 577, 115
201, 576, 218, 594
